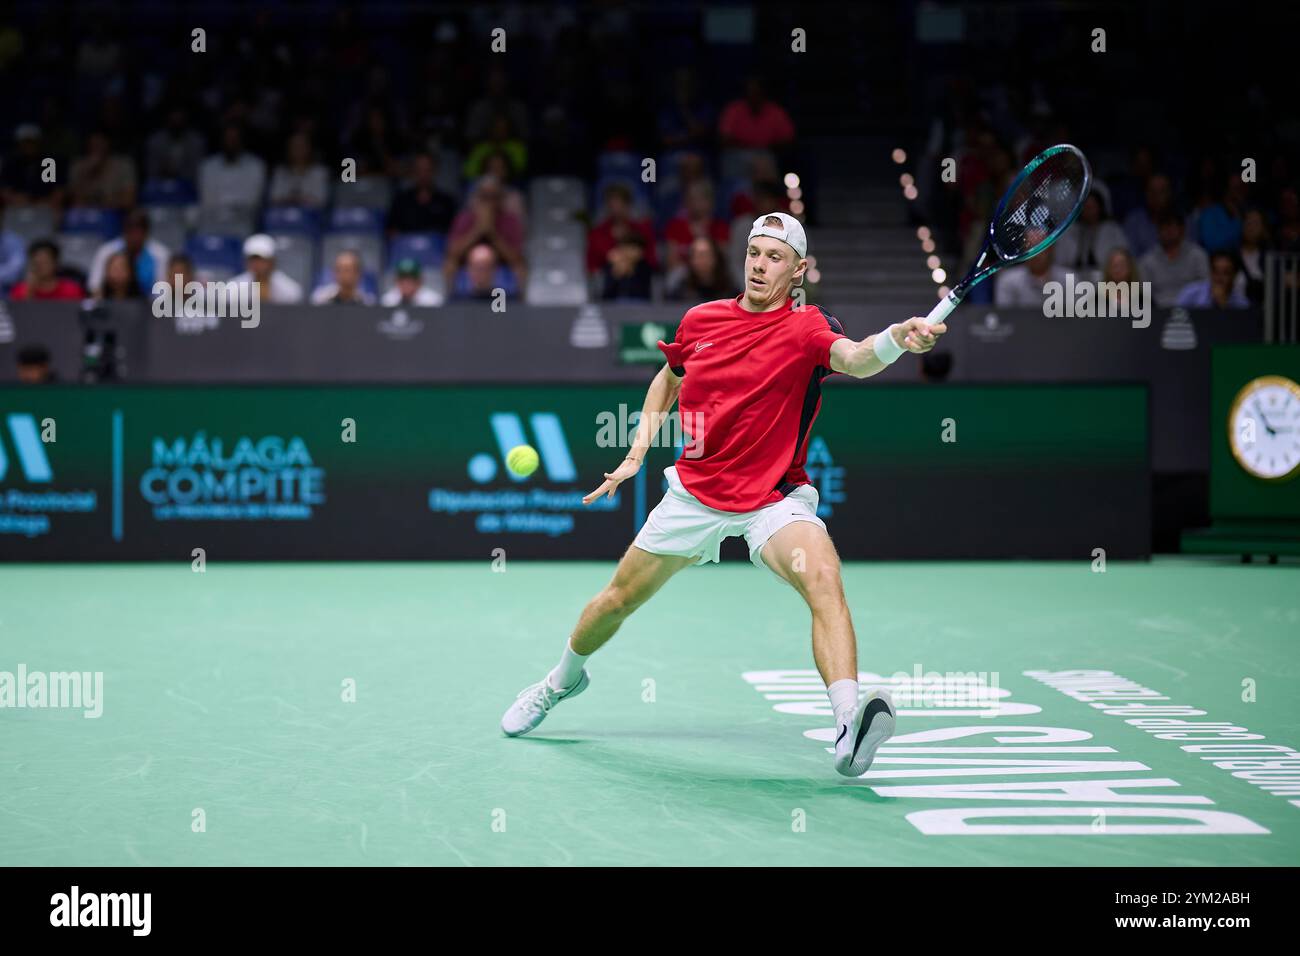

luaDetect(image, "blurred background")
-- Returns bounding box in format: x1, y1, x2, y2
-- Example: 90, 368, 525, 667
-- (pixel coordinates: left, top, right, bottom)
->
0, 0, 1296, 561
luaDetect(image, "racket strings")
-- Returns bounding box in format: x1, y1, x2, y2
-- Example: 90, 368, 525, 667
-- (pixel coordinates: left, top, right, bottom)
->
992, 150, 1088, 260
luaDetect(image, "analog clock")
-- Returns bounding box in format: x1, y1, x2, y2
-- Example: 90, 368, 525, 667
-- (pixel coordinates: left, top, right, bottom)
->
1227, 375, 1300, 480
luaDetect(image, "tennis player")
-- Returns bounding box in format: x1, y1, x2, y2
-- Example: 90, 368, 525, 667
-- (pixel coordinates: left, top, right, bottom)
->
501, 212, 945, 776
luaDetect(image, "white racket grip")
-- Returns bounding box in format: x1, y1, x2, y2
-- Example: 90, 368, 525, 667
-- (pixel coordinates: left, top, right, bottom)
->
924, 292, 959, 326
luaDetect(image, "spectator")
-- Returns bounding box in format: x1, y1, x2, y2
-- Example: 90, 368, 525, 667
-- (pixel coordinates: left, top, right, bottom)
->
1237, 208, 1268, 303
664, 181, 729, 269
387, 152, 456, 234
478, 151, 527, 228
347, 103, 403, 179
587, 181, 658, 273
1103, 247, 1140, 285
198, 124, 266, 210
0, 200, 25, 286
1138, 212, 1210, 307
1197, 173, 1249, 253
455, 243, 505, 300
463, 115, 527, 181
381, 258, 443, 306
97, 250, 142, 300
667, 237, 736, 301
465, 66, 529, 145
1175, 252, 1250, 309
268, 132, 329, 209
1, 124, 64, 209
311, 250, 375, 305
233, 234, 304, 304
1054, 193, 1129, 277
69, 130, 137, 210
601, 232, 653, 301
87, 208, 168, 295
16, 344, 56, 384
9, 240, 84, 300
1276, 185, 1300, 253
145, 106, 206, 182
1123, 173, 1173, 256
658, 66, 714, 153
164, 252, 194, 293
444, 175, 526, 289
994, 229, 1069, 306
718, 76, 795, 149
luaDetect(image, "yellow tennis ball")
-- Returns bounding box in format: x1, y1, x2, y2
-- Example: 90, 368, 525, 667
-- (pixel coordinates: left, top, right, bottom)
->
506, 444, 539, 477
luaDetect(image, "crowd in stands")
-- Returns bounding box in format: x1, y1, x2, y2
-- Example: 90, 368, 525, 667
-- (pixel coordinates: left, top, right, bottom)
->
920, 93, 1299, 314
0, 7, 803, 311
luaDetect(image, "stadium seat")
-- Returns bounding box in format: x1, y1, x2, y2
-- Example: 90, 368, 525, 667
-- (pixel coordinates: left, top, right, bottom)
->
328, 207, 384, 234
524, 263, 587, 306
185, 235, 244, 280
140, 178, 198, 206
143, 205, 190, 255
453, 264, 520, 300
54, 233, 102, 275
528, 177, 586, 219
334, 176, 392, 210
195, 205, 257, 239
596, 151, 642, 179
321, 234, 384, 275
3, 206, 57, 243
62, 208, 122, 238
263, 207, 323, 236
525, 221, 585, 258
387, 233, 446, 269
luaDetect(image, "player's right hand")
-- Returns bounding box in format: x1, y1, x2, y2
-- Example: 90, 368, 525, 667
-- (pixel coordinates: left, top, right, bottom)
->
582, 456, 642, 504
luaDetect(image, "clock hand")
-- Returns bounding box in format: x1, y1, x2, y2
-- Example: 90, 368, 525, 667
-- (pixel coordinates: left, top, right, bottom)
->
1253, 401, 1277, 436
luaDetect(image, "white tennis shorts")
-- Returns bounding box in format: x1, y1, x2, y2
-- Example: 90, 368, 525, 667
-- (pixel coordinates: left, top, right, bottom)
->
632, 466, 827, 580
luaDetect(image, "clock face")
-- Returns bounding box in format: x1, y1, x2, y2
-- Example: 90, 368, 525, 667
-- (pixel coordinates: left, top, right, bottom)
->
1228, 375, 1300, 480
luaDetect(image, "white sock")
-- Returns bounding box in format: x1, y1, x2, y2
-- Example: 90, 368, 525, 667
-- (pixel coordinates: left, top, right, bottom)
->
548, 642, 589, 691
828, 678, 859, 726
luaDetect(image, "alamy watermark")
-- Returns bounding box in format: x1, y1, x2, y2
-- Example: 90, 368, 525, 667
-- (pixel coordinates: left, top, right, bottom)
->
0, 664, 103, 718
595, 405, 705, 459
151, 276, 261, 328
1043, 273, 1151, 328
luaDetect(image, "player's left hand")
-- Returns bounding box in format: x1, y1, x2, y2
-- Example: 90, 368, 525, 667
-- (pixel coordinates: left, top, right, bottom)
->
897, 317, 947, 353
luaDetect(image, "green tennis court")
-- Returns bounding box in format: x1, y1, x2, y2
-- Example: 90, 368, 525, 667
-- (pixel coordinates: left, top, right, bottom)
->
3, 557, 1295, 866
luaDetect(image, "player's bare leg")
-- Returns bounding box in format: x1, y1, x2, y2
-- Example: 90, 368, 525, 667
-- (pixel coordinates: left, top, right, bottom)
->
762, 521, 895, 775
501, 544, 691, 736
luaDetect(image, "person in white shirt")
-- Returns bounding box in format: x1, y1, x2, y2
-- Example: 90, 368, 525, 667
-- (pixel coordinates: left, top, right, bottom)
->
267, 132, 329, 209
198, 124, 266, 210
86, 209, 170, 295
381, 257, 443, 306
311, 249, 376, 305
232, 234, 304, 304
994, 238, 1069, 308
1053, 192, 1129, 280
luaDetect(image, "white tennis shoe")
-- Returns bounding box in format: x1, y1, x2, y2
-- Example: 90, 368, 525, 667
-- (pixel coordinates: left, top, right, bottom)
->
501, 670, 590, 737
833, 688, 896, 777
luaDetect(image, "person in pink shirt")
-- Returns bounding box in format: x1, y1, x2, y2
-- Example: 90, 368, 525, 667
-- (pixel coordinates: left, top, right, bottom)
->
587, 182, 658, 274
444, 174, 527, 289
663, 181, 730, 270
718, 77, 795, 149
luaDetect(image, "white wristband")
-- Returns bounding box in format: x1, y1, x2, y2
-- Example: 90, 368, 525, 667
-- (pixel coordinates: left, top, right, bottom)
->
873, 325, 905, 365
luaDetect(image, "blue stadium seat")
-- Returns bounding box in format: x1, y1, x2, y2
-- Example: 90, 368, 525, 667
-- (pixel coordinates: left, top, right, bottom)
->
61, 208, 122, 238
140, 179, 198, 206
263, 207, 323, 236
186, 235, 244, 279
453, 265, 520, 299
388, 234, 446, 269
328, 207, 384, 234
596, 152, 642, 179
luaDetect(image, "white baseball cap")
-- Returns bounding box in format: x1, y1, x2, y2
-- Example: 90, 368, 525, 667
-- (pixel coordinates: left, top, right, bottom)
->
243, 234, 276, 259
747, 211, 807, 258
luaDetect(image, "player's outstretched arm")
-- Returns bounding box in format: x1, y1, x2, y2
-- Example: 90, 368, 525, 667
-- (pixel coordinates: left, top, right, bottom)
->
829, 317, 946, 378
582, 363, 683, 504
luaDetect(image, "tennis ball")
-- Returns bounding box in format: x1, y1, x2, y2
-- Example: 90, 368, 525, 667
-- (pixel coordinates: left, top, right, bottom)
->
506, 444, 539, 478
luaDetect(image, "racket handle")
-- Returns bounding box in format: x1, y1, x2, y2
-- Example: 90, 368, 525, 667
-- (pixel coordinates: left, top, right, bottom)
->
924, 292, 959, 326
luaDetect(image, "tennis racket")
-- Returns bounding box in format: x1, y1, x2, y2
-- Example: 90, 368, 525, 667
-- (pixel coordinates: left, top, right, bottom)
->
924, 143, 1092, 326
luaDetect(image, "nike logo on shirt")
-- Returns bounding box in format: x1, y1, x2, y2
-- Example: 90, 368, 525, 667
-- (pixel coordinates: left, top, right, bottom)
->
695, 341, 714, 352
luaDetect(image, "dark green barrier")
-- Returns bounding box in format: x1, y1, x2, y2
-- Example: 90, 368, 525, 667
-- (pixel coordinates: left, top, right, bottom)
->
0, 383, 1148, 560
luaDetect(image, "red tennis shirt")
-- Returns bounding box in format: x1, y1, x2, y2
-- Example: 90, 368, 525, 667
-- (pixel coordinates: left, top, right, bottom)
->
656, 294, 849, 512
